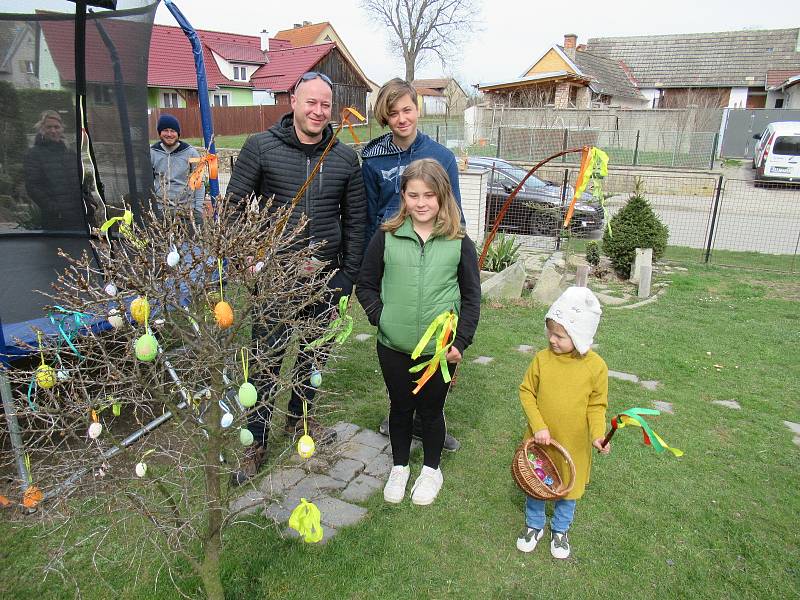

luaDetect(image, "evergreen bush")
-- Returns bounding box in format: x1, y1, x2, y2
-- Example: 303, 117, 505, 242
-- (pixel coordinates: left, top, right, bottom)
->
602, 178, 668, 278
585, 240, 600, 267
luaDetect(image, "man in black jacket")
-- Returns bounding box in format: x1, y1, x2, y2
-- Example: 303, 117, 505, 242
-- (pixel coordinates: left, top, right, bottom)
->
226, 72, 366, 484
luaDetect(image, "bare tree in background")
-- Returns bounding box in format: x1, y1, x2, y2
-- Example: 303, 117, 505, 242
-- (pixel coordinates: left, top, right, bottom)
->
361, 0, 479, 82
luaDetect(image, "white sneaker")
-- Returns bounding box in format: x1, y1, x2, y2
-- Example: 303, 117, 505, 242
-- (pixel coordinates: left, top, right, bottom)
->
383, 465, 410, 503
550, 531, 571, 559
410, 466, 443, 505
516, 527, 545, 553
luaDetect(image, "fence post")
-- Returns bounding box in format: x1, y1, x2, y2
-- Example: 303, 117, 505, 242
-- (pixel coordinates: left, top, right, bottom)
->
708, 132, 719, 170
556, 168, 569, 250
436, 125, 441, 144
632, 130, 640, 166
496, 127, 502, 158
561, 128, 569, 163
704, 175, 724, 263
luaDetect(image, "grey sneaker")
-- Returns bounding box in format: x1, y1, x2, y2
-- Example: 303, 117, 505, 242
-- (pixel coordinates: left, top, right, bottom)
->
516, 526, 545, 553
550, 531, 571, 559
230, 445, 267, 487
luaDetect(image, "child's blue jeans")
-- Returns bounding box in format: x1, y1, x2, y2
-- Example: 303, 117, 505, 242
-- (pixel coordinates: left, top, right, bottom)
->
525, 496, 577, 533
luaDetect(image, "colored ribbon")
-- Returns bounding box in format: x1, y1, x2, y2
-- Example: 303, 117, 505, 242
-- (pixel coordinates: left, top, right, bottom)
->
305, 294, 354, 349
288, 498, 323, 543
604, 407, 683, 457
563, 147, 609, 231
100, 210, 146, 249
188, 153, 218, 191
240, 347, 249, 382
408, 311, 458, 395
48, 306, 90, 361
342, 107, 366, 144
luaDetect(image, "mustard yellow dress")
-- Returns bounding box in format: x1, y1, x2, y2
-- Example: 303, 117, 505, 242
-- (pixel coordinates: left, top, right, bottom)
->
519, 348, 608, 500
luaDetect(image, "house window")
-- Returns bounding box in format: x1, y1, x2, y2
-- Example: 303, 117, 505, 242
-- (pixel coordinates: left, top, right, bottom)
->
162, 92, 179, 108
775, 98, 784, 108
21, 60, 34, 74
212, 93, 230, 107
93, 85, 113, 105
233, 66, 247, 81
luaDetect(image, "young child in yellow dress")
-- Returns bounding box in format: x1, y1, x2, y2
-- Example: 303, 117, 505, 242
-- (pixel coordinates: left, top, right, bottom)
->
516, 287, 610, 559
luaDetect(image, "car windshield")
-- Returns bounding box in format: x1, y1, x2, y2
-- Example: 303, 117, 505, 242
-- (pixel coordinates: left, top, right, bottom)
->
504, 166, 548, 188
773, 135, 800, 156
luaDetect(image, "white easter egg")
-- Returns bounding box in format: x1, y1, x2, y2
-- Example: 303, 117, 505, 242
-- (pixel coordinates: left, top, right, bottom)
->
104, 282, 117, 296
108, 310, 124, 329
56, 369, 70, 382
135, 462, 147, 477
220, 412, 234, 428
88, 422, 103, 439
166, 250, 180, 267
254, 261, 264, 273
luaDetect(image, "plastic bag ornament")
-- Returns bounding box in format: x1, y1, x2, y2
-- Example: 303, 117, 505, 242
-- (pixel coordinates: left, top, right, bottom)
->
166, 246, 180, 268
130, 296, 149, 324
135, 462, 147, 477
135, 333, 158, 362
35, 364, 56, 389
88, 422, 103, 439
239, 427, 254, 446
107, 309, 124, 329
297, 434, 316, 459
288, 498, 323, 543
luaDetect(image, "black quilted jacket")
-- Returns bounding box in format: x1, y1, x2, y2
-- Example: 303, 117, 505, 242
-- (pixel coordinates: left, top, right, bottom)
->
226, 113, 366, 281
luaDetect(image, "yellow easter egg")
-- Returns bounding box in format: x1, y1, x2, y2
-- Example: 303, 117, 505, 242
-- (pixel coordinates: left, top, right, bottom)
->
214, 301, 234, 329
297, 434, 316, 459
130, 297, 150, 323
35, 365, 56, 389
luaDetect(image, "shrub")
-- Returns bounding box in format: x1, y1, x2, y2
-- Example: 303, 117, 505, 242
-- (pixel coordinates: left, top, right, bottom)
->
585, 240, 600, 267
602, 178, 668, 278
483, 233, 521, 272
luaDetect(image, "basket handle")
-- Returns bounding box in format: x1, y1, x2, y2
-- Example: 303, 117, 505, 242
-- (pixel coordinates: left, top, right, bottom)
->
547, 439, 576, 496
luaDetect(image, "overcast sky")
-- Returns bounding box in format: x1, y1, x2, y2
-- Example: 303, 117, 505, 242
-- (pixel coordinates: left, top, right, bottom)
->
10, 0, 800, 89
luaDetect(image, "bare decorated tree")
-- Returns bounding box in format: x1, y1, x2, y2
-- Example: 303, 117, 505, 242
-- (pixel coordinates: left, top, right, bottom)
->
0, 194, 347, 599
361, 0, 479, 82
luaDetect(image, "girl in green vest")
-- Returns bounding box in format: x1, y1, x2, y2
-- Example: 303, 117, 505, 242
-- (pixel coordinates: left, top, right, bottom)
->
357, 158, 481, 506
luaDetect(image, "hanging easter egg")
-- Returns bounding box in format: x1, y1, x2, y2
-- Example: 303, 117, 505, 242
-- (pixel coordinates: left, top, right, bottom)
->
238, 381, 257, 408
166, 245, 181, 267
22, 485, 43, 510
135, 333, 158, 362
135, 462, 147, 478
88, 422, 103, 439
239, 427, 254, 446
297, 434, 316, 459
214, 301, 234, 329
309, 370, 323, 389
130, 296, 150, 324
220, 412, 234, 428
254, 261, 264, 273
35, 364, 56, 389
104, 282, 118, 297
107, 309, 124, 329
56, 369, 70, 382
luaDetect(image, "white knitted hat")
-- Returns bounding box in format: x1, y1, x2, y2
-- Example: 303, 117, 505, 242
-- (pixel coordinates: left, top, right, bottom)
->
545, 287, 602, 354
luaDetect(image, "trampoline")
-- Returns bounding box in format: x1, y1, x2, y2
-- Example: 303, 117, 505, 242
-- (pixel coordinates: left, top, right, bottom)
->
1, 1, 159, 489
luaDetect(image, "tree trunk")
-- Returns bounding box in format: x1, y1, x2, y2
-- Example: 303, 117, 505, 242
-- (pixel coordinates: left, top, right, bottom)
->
199, 371, 225, 599
404, 54, 415, 84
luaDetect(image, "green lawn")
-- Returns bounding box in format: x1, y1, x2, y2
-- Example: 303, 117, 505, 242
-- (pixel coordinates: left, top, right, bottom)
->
3, 257, 799, 598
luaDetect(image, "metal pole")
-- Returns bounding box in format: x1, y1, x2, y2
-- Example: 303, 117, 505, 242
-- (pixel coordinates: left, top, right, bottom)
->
633, 130, 640, 166
1, 369, 29, 492
709, 132, 719, 170
704, 175, 724, 263
561, 128, 569, 163
556, 168, 569, 250
496, 127, 502, 159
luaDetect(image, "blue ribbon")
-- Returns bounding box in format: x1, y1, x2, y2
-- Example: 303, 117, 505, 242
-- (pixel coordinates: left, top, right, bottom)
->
48, 306, 90, 361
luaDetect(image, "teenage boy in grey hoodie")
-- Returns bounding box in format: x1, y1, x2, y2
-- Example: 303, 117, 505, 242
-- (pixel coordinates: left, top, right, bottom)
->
361, 78, 465, 451
150, 114, 204, 221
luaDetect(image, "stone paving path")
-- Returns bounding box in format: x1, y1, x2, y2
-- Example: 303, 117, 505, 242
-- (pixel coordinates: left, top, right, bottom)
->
230, 422, 407, 544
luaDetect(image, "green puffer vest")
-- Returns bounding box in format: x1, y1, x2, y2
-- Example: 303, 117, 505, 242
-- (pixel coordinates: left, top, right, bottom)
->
378, 218, 461, 355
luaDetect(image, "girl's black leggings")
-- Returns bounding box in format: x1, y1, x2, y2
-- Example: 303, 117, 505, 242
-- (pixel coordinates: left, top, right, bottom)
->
377, 341, 455, 469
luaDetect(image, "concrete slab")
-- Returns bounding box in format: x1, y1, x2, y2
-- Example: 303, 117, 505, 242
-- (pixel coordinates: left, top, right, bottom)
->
282, 474, 348, 504
284, 523, 337, 545
517, 344, 535, 353
481, 261, 527, 300
259, 467, 306, 496
316, 496, 368, 528
472, 356, 494, 365
339, 441, 383, 463
349, 429, 391, 451
364, 453, 393, 478
608, 370, 640, 383
328, 458, 364, 482
595, 292, 628, 306
332, 422, 360, 444
354, 333, 373, 342
340, 474, 384, 502
263, 502, 292, 523
783, 421, 800, 435
640, 380, 660, 391
531, 262, 563, 305
653, 400, 674, 414
794, 437, 800, 447
712, 400, 741, 410
229, 490, 265, 515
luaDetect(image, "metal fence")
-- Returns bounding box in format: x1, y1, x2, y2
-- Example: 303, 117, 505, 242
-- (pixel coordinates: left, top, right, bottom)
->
488, 164, 800, 272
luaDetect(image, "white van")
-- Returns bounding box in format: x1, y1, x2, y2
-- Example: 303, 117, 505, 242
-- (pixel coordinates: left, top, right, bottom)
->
752, 121, 800, 183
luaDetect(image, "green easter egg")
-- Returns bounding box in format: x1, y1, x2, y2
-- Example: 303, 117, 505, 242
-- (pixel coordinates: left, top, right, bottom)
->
310, 370, 322, 388
135, 334, 158, 362
239, 427, 254, 446
238, 382, 257, 408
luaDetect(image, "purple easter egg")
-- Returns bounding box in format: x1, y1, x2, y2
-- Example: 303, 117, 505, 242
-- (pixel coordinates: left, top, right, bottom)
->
534, 468, 546, 480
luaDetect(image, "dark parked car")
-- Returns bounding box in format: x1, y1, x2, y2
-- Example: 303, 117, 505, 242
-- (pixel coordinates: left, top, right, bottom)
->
470, 156, 604, 236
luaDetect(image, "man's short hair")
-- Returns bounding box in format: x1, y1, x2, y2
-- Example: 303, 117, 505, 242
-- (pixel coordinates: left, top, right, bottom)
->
374, 78, 417, 127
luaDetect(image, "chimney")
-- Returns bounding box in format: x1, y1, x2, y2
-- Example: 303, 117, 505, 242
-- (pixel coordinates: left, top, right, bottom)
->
260, 29, 269, 52
563, 33, 577, 60
293, 23, 302, 29
303, 20, 311, 26
577, 43, 586, 52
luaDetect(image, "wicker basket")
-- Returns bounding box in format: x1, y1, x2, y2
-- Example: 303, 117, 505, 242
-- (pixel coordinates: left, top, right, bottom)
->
511, 438, 576, 500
